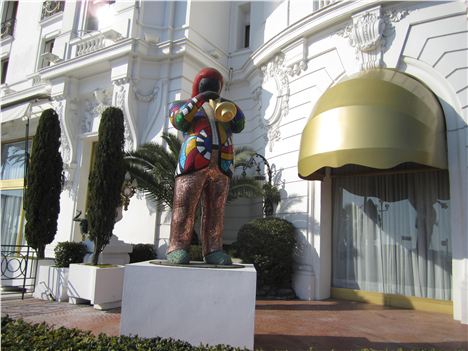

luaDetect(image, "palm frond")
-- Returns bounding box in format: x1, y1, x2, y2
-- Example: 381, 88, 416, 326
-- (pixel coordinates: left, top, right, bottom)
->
228, 176, 263, 202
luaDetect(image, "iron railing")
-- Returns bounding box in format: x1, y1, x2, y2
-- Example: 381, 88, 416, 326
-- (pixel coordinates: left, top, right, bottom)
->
41, 1, 65, 20
1, 245, 38, 299
1, 18, 15, 39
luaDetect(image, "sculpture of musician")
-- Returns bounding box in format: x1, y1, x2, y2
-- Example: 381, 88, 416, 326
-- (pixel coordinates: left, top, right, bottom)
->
167, 67, 245, 265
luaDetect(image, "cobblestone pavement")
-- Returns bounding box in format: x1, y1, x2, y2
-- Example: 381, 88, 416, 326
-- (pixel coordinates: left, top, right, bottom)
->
2, 296, 468, 350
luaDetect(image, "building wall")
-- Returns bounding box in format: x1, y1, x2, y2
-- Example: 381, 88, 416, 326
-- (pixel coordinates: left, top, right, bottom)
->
1, 0, 466, 323
226, 0, 467, 322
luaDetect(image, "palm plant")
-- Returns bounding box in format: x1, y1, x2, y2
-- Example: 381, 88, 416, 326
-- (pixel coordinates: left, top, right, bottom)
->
124, 134, 263, 209
124, 132, 179, 210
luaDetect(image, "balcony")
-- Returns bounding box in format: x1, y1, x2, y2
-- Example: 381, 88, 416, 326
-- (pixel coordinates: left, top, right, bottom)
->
1, 18, 15, 39
41, 1, 65, 20
73, 29, 124, 57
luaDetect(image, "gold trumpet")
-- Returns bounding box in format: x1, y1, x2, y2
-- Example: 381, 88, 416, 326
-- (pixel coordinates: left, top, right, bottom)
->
209, 99, 237, 122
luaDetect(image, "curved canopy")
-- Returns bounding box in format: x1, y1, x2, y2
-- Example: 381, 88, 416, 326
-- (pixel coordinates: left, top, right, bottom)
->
298, 69, 447, 180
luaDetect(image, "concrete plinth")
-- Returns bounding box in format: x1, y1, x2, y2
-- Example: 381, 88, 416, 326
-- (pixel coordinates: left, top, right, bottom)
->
68, 264, 124, 310
120, 261, 257, 349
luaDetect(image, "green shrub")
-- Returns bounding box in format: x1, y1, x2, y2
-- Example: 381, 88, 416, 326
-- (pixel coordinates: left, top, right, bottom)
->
24, 108, 63, 259
189, 245, 203, 261
129, 244, 157, 263
236, 217, 296, 289
54, 242, 87, 268
1, 316, 247, 351
87, 107, 125, 265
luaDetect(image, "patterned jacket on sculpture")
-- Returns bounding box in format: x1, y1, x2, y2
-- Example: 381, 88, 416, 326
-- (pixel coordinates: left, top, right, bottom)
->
169, 96, 245, 177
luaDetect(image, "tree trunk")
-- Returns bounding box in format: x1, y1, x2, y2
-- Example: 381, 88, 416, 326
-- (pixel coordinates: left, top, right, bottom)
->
92, 243, 100, 266
37, 246, 45, 259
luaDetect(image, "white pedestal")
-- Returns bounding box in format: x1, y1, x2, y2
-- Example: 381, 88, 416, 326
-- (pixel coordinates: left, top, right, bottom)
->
83, 235, 133, 265
120, 261, 257, 349
293, 265, 316, 300
33, 266, 69, 302
68, 263, 124, 310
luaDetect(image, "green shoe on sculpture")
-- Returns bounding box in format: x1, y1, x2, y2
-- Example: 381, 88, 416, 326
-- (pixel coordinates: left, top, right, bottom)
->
167, 249, 190, 264
204, 251, 232, 265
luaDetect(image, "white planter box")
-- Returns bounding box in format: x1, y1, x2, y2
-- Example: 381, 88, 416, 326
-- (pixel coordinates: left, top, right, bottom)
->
33, 266, 69, 302
67, 263, 124, 310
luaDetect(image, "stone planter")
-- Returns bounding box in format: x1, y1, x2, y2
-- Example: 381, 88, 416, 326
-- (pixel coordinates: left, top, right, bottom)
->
33, 266, 69, 302
67, 263, 124, 310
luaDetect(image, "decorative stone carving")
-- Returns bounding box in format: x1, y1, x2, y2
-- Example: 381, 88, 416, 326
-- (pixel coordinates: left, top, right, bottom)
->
52, 93, 79, 196
61, 162, 77, 194
337, 6, 409, 70
287, 60, 308, 77
81, 89, 111, 133
259, 54, 290, 152
131, 79, 160, 103
53, 97, 70, 164
112, 78, 136, 151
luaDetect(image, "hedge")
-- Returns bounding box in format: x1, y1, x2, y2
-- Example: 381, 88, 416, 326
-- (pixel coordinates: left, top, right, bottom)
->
236, 217, 296, 289
129, 244, 157, 263
54, 242, 88, 268
1, 316, 248, 351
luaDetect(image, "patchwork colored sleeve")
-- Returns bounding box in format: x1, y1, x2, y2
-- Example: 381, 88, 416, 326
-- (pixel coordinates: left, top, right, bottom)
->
230, 103, 245, 133
169, 96, 205, 132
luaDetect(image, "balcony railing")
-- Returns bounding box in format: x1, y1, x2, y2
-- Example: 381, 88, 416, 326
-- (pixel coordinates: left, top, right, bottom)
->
1, 18, 15, 39
41, 1, 65, 20
74, 29, 123, 57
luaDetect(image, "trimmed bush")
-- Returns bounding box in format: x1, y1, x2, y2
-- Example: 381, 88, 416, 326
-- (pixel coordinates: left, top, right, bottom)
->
236, 217, 296, 289
24, 108, 63, 258
129, 244, 157, 263
87, 107, 125, 265
1, 316, 247, 351
54, 242, 87, 268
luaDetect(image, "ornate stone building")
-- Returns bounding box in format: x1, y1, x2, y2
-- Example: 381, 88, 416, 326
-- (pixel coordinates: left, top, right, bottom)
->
1, 0, 467, 323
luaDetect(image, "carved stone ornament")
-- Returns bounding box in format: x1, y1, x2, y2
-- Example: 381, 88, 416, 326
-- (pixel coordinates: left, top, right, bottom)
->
287, 60, 308, 77
52, 97, 71, 164
131, 79, 160, 103
259, 54, 290, 152
61, 162, 77, 195
112, 78, 136, 151
81, 88, 111, 133
337, 6, 409, 70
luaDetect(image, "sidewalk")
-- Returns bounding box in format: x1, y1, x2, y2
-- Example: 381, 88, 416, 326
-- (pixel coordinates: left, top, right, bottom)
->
2, 296, 468, 350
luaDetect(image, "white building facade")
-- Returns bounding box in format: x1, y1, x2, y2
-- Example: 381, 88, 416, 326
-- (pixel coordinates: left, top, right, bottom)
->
1, 0, 467, 324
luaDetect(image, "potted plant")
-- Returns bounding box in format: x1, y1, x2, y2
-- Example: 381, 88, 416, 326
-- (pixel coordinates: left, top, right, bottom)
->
68, 107, 126, 310
33, 242, 87, 302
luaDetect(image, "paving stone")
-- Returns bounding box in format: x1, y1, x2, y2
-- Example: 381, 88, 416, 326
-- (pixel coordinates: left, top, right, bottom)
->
2, 296, 468, 350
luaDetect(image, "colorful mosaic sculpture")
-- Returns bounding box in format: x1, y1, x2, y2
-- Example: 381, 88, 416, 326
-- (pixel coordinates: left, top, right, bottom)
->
167, 67, 245, 265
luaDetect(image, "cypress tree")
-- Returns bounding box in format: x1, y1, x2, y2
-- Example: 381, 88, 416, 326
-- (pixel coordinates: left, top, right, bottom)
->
87, 107, 125, 265
24, 108, 63, 259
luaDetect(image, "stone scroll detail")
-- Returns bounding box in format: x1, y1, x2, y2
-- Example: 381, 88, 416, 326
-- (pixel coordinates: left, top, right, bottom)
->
259, 54, 290, 152
337, 6, 409, 70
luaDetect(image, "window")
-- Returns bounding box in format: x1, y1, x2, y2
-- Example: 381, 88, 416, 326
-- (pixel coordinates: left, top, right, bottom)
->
40, 38, 55, 68
244, 25, 250, 48
1, 1, 18, 39
0, 140, 32, 246
332, 170, 451, 301
237, 3, 251, 50
85, 0, 115, 33
41, 1, 65, 20
1, 58, 8, 84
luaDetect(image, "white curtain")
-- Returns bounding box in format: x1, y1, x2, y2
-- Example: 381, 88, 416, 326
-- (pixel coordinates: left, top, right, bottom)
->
1, 190, 24, 246
332, 170, 451, 300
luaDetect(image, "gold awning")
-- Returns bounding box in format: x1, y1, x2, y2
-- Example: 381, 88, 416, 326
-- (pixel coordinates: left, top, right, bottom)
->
298, 69, 447, 180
